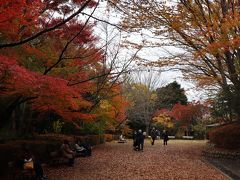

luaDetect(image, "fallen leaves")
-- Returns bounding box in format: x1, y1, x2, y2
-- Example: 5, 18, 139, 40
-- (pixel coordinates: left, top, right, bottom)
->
45, 140, 227, 180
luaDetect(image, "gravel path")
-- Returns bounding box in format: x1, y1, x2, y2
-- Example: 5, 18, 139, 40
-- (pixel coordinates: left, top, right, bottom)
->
45, 140, 228, 180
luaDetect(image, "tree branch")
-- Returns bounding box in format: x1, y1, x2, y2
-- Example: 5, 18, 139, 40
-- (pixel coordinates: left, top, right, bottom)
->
0, 0, 92, 49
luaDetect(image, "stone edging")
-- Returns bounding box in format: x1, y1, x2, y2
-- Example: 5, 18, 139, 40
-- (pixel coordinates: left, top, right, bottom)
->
202, 149, 240, 160
201, 158, 233, 179
202, 158, 240, 180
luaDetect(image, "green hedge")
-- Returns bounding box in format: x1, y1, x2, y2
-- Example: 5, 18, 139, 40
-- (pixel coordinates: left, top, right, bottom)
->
209, 122, 240, 149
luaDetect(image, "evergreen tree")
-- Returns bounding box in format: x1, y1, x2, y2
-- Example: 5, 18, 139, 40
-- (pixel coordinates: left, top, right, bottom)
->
155, 81, 187, 110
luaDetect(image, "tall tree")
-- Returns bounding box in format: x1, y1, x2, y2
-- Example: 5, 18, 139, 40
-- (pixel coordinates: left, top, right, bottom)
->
112, 0, 240, 119
0, 0, 131, 136
171, 102, 208, 135
210, 89, 235, 122
124, 82, 156, 133
155, 81, 188, 110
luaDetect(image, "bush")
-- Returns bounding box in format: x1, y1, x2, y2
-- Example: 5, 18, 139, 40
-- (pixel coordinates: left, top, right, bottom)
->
104, 134, 113, 142
0, 139, 61, 178
193, 122, 206, 140
209, 122, 240, 149
37, 134, 106, 145
0, 133, 110, 178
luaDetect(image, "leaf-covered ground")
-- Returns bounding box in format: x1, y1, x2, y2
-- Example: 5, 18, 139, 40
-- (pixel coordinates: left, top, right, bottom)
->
45, 140, 227, 180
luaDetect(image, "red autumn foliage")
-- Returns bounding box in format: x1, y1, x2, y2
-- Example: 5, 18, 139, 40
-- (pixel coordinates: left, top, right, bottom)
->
209, 122, 240, 149
0, 0, 42, 40
154, 108, 172, 117
153, 102, 208, 128
0, 0, 128, 130
171, 102, 207, 124
171, 103, 193, 122
0, 55, 94, 121
111, 85, 129, 123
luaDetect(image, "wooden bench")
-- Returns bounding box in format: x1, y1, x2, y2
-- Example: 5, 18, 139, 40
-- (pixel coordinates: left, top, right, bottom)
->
118, 139, 127, 143
168, 136, 176, 139
182, 136, 194, 139
49, 151, 68, 166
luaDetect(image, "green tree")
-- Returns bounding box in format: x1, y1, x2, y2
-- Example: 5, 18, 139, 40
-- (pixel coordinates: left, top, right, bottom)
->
210, 88, 237, 122
155, 81, 188, 110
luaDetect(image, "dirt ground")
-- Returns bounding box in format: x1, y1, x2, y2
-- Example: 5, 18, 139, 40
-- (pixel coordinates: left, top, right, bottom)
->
45, 139, 228, 180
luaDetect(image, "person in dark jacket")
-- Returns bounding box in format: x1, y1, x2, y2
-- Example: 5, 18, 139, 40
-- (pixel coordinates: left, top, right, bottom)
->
133, 131, 138, 150
80, 139, 92, 156
136, 129, 144, 151
150, 127, 158, 145
162, 130, 169, 146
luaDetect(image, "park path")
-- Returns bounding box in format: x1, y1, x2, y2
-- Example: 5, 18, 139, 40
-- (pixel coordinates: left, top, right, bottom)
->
45, 140, 228, 180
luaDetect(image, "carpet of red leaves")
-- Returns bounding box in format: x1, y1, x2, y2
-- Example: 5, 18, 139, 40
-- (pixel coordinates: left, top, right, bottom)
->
45, 140, 227, 180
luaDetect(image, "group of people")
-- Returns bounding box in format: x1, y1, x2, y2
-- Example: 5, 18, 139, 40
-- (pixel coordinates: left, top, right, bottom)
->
18, 139, 92, 179
133, 129, 145, 151
133, 128, 169, 151
150, 127, 169, 146
60, 139, 92, 167
19, 130, 167, 179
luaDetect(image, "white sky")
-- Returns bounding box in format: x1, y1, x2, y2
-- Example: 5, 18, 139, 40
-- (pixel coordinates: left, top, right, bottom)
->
87, 1, 207, 102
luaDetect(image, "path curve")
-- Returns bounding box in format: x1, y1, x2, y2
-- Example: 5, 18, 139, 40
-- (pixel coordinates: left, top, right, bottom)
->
45, 140, 227, 180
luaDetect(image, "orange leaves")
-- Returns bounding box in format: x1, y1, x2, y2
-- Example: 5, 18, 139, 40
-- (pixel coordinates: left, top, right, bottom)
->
115, 0, 240, 99
112, 95, 129, 123
96, 86, 129, 124
152, 102, 208, 129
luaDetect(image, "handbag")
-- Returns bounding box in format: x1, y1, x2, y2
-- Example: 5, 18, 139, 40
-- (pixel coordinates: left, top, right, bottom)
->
23, 159, 34, 170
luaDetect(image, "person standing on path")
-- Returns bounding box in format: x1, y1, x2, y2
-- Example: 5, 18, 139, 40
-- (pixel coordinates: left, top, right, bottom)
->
162, 130, 169, 146
137, 129, 144, 151
133, 131, 138, 150
150, 127, 158, 145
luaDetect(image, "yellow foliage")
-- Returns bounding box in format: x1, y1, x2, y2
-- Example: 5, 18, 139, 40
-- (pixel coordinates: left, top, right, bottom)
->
152, 114, 173, 128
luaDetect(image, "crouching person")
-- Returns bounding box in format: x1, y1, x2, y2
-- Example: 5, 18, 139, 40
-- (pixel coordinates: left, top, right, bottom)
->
61, 140, 75, 166
22, 146, 46, 180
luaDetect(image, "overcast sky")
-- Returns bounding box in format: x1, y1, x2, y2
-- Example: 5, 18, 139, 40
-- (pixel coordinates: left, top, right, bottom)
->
87, 1, 207, 102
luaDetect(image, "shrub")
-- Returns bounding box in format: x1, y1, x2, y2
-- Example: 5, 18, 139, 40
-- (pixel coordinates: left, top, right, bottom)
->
0, 133, 110, 178
0, 139, 61, 178
209, 122, 240, 149
53, 120, 64, 133
104, 134, 113, 142
193, 122, 206, 139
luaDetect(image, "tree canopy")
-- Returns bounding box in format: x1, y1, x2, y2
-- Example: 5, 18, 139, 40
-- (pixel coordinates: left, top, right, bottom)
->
0, 0, 129, 136
113, 0, 240, 119
155, 81, 188, 110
